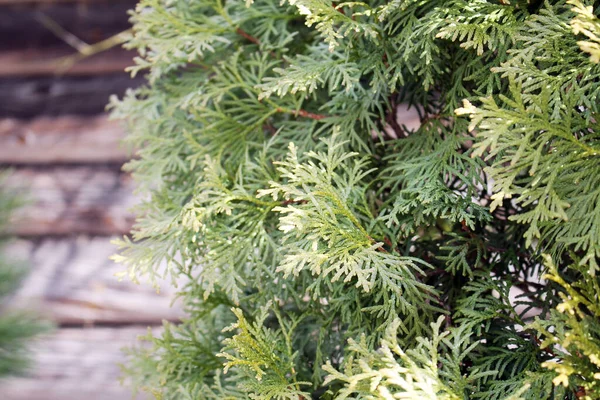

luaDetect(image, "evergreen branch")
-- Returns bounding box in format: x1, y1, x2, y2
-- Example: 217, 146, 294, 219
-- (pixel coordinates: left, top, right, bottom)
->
110, 1, 600, 398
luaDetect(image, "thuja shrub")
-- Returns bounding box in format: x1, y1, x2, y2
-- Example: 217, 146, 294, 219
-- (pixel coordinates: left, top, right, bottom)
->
0, 174, 49, 377
111, 0, 600, 398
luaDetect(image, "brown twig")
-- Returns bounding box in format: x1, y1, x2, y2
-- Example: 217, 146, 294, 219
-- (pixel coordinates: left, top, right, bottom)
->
332, 2, 345, 15
295, 109, 328, 120
276, 107, 328, 121
236, 27, 261, 45
383, 237, 394, 248
374, 243, 388, 253
36, 12, 132, 74
263, 123, 277, 135
575, 386, 586, 398
385, 95, 406, 138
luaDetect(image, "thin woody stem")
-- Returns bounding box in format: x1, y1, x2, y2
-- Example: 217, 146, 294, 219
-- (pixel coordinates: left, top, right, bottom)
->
236, 27, 261, 45
276, 107, 328, 121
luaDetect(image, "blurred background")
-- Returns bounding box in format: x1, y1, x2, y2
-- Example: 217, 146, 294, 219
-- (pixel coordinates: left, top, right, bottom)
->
0, 1, 181, 399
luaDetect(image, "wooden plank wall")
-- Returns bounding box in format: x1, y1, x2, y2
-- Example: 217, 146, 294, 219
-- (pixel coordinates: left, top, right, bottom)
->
1, 327, 155, 400
0, 1, 175, 399
0, 0, 144, 118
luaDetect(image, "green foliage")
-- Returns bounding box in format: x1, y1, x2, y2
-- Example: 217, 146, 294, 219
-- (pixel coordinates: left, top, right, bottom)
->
569, 0, 600, 63
323, 316, 474, 400
112, 0, 600, 398
219, 304, 311, 399
0, 265, 47, 377
0, 173, 50, 377
529, 255, 600, 399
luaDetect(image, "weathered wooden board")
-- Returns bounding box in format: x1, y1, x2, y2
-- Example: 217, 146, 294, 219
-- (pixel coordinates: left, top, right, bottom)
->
0, 2, 135, 52
0, 74, 143, 118
0, 115, 129, 164
0, 0, 113, 2
0, 0, 123, 4
0, 327, 152, 400
6, 236, 183, 325
0, 0, 141, 117
0, 48, 135, 77
6, 167, 137, 236
0, 3, 168, 399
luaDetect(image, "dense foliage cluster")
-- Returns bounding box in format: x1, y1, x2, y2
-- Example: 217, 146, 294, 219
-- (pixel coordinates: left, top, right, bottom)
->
0, 174, 48, 377
112, 0, 600, 398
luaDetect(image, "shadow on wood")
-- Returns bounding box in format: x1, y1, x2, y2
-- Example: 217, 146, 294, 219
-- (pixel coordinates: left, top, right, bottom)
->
6, 167, 138, 236
7, 236, 183, 326
0, 115, 129, 165
0, 327, 153, 400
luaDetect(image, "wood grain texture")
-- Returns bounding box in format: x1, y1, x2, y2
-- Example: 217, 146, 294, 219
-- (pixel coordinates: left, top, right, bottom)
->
0, 327, 151, 400
6, 167, 137, 236
0, 2, 135, 52
0, 115, 129, 164
0, 48, 135, 77
6, 236, 183, 325
0, 3, 162, 399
